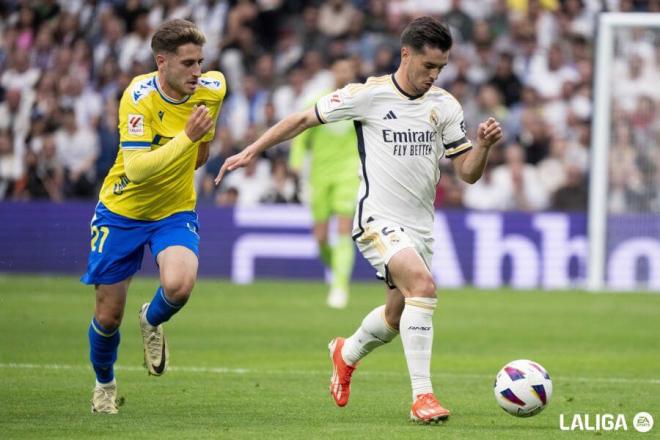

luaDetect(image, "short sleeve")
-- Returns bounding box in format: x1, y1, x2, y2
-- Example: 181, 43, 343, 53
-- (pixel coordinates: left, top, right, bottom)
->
315, 83, 372, 124
118, 91, 153, 150
442, 100, 472, 158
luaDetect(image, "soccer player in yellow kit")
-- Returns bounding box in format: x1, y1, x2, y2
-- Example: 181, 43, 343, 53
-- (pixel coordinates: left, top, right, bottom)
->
81, 19, 226, 414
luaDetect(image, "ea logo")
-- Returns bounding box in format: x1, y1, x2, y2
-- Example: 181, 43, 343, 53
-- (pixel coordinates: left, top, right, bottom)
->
633, 412, 654, 433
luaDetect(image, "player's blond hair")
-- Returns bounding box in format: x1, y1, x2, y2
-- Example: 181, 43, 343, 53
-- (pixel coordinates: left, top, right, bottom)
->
151, 19, 206, 54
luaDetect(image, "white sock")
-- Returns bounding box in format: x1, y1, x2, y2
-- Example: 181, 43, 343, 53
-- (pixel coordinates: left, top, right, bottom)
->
341, 305, 398, 366
400, 297, 437, 400
96, 378, 116, 388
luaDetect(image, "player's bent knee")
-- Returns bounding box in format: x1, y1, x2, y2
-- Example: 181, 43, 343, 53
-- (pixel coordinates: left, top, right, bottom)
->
411, 276, 436, 298
95, 297, 124, 329
397, 266, 436, 298
96, 311, 122, 330
162, 276, 195, 304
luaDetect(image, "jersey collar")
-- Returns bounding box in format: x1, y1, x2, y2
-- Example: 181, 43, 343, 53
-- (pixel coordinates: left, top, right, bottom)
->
391, 74, 424, 100
153, 76, 191, 105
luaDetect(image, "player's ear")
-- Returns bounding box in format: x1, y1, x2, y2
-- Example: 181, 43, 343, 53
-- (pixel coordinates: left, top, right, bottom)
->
400, 46, 410, 64
155, 53, 167, 70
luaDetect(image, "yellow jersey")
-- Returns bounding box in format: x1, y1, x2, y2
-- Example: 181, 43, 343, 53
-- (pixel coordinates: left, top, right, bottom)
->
99, 71, 226, 220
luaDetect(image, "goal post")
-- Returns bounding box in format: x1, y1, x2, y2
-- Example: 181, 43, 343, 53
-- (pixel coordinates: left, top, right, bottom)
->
587, 13, 660, 291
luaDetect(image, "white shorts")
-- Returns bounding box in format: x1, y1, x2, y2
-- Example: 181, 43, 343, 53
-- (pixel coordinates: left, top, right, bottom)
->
355, 218, 433, 288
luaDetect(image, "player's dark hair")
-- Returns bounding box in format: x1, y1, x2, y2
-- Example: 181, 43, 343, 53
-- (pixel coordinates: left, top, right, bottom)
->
400, 17, 452, 53
151, 19, 206, 54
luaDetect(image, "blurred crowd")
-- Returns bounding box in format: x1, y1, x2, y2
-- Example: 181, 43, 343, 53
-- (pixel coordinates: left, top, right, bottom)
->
0, 0, 658, 213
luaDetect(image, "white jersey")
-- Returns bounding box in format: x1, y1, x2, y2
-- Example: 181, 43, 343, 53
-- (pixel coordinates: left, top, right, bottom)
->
315, 74, 471, 239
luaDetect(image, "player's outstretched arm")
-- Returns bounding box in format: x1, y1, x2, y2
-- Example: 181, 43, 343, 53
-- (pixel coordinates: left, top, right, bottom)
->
214, 107, 320, 185
124, 105, 213, 183
452, 117, 503, 184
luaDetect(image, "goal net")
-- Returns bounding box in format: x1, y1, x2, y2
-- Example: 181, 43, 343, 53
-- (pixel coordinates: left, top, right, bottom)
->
588, 13, 660, 291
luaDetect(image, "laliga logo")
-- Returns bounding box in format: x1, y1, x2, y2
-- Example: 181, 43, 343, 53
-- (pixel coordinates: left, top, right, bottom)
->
559, 412, 654, 432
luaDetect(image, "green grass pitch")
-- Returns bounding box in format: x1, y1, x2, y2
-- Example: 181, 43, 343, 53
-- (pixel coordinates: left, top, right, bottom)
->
0, 274, 658, 439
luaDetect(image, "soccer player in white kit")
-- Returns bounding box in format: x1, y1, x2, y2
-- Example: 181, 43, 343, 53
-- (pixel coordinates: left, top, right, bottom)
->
215, 17, 503, 423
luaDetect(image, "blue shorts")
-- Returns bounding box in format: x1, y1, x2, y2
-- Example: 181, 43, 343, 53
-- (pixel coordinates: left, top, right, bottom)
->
81, 203, 200, 285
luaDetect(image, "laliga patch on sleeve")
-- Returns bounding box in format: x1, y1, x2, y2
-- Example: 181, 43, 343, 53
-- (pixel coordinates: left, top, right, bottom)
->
128, 114, 144, 136
328, 92, 343, 110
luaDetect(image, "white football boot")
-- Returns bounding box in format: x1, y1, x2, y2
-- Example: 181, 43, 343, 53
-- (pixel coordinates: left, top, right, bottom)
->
91, 381, 118, 414
139, 303, 169, 376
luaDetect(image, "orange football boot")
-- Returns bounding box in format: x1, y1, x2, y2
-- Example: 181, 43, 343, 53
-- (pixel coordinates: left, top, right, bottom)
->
410, 393, 451, 423
328, 337, 356, 407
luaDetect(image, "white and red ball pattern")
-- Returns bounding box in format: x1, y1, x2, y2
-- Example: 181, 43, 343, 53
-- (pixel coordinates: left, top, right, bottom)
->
494, 359, 553, 417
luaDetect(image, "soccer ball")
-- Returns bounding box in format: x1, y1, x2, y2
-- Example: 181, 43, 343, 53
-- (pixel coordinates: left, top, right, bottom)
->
493, 359, 553, 417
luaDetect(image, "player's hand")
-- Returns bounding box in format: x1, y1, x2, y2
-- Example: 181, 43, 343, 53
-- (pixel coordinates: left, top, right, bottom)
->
185, 105, 213, 142
214, 147, 254, 186
476, 117, 503, 149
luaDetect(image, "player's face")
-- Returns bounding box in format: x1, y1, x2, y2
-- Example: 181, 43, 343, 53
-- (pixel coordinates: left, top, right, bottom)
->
159, 43, 204, 98
403, 45, 449, 96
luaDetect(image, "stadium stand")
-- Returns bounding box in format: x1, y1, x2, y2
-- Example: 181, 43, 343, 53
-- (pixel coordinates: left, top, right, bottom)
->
0, 0, 657, 213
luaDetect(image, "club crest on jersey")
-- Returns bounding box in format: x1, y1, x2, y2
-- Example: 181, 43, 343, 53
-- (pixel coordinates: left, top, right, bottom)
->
128, 114, 144, 136
430, 109, 439, 126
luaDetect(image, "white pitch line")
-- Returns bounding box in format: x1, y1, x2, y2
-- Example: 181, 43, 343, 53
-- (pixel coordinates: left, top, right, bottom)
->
1, 362, 659, 385
0, 363, 250, 375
